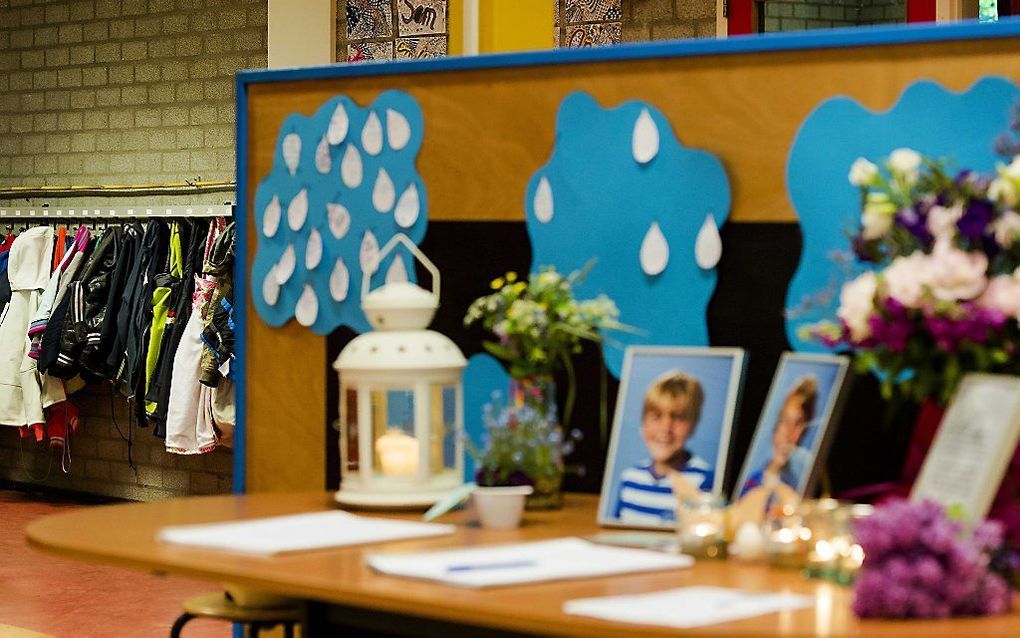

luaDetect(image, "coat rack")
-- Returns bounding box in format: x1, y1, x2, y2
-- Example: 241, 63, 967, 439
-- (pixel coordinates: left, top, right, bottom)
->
0, 205, 233, 219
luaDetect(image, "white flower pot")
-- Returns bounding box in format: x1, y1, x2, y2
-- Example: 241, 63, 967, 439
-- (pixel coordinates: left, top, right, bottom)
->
472, 485, 534, 530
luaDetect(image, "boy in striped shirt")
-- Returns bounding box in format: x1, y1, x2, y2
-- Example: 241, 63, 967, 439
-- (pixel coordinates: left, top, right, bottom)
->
613, 370, 714, 525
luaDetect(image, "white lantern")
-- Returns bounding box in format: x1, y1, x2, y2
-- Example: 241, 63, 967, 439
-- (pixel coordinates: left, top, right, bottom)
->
333, 234, 466, 508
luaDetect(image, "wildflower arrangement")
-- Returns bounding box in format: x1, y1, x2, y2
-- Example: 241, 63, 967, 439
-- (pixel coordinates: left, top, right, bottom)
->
808, 149, 1020, 403
852, 499, 1011, 618
464, 264, 623, 381
467, 394, 581, 488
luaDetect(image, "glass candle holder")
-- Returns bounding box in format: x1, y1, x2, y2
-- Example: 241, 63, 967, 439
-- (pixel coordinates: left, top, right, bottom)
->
835, 503, 872, 584
803, 498, 842, 580
764, 503, 809, 568
677, 493, 728, 559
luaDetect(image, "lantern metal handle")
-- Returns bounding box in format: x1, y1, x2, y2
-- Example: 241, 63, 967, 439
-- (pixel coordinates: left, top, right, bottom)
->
362, 233, 440, 302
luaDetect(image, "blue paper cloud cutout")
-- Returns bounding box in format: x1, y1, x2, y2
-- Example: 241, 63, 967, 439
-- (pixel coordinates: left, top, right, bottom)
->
251, 90, 428, 335
525, 91, 731, 377
785, 77, 1020, 352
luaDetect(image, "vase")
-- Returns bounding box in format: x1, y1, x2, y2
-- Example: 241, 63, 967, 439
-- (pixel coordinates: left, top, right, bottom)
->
472, 485, 533, 530
509, 375, 565, 511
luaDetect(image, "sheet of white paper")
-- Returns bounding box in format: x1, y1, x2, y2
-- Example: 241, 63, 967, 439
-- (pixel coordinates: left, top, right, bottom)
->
564, 586, 813, 629
366, 537, 692, 588
158, 511, 455, 556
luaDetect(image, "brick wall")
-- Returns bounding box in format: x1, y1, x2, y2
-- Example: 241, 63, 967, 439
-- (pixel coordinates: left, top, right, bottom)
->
623, 0, 717, 42
765, 0, 905, 32
0, 0, 266, 500
0, 0, 267, 209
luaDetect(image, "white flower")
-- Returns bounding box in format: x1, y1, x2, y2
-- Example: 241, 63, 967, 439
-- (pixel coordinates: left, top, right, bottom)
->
979, 273, 1020, 318
861, 192, 896, 239
926, 204, 963, 240
888, 148, 923, 182
882, 252, 931, 308
927, 238, 988, 301
848, 158, 879, 187
989, 177, 1019, 208
993, 210, 1020, 248
837, 271, 878, 341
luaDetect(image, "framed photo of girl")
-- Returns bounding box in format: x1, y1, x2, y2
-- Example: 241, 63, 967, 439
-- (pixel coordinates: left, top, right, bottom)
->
598, 346, 747, 530
731, 352, 852, 515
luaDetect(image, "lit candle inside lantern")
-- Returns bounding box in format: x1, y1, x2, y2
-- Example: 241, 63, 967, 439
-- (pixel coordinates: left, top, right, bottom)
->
375, 428, 419, 476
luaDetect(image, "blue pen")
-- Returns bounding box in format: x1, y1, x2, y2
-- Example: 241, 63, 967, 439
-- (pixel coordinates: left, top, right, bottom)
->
445, 560, 536, 573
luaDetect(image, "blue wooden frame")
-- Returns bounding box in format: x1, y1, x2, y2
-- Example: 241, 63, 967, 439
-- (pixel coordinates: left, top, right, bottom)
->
231, 17, 1020, 493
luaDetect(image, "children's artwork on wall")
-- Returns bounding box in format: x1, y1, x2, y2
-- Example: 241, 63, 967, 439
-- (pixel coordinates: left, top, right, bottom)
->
730, 353, 851, 524
396, 0, 447, 37
348, 41, 396, 62
598, 346, 746, 530
395, 36, 448, 59
252, 90, 427, 335
347, 0, 394, 40
526, 92, 731, 377
784, 77, 1020, 352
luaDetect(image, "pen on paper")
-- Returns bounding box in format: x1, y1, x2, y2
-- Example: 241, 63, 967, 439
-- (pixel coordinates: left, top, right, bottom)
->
445, 560, 537, 573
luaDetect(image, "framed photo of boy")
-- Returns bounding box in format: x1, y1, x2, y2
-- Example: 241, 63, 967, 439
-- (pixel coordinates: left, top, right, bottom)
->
732, 352, 851, 509
598, 346, 747, 530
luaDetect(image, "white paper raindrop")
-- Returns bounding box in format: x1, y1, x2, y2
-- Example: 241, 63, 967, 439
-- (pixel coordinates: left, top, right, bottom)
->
306, 228, 323, 270
262, 195, 281, 238
632, 108, 659, 165
327, 103, 349, 145
640, 222, 669, 276
387, 109, 411, 151
534, 177, 554, 223
330, 258, 350, 301
372, 168, 395, 213
287, 189, 308, 231
360, 230, 380, 275
327, 203, 351, 239
341, 145, 363, 188
275, 244, 296, 284
295, 284, 318, 327
315, 135, 331, 174
262, 266, 280, 306
695, 213, 723, 270
393, 183, 419, 228
362, 110, 383, 156
282, 133, 301, 175
386, 257, 408, 284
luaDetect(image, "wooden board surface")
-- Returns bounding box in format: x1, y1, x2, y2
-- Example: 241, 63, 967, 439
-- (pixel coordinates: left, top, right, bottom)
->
26, 492, 1020, 637
242, 32, 1020, 492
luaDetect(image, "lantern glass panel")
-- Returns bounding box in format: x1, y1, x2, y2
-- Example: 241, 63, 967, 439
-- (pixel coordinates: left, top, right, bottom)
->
430, 385, 457, 474
371, 389, 419, 477
343, 387, 359, 473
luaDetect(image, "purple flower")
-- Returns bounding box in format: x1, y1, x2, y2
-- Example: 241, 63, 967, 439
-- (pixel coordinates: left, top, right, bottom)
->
957, 198, 995, 240
895, 206, 934, 246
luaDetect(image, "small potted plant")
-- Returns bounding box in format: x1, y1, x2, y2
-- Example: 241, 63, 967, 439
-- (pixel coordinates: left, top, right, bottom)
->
466, 396, 580, 529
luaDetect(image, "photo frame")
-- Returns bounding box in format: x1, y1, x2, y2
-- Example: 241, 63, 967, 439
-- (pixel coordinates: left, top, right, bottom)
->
598, 346, 747, 530
731, 352, 851, 509
911, 373, 1020, 522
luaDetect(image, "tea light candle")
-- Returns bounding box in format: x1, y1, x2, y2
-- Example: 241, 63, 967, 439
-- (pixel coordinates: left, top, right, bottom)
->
375, 428, 419, 476
730, 521, 767, 562
677, 493, 728, 559
765, 522, 808, 568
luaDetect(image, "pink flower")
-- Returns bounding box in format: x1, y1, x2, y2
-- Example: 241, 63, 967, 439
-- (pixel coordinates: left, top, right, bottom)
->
838, 271, 879, 342
992, 210, 1020, 248
980, 272, 1020, 318
882, 252, 931, 308
927, 239, 988, 301
926, 204, 963, 241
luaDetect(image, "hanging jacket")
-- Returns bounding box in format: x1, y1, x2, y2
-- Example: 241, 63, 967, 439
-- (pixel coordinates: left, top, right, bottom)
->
76, 227, 124, 383
96, 223, 143, 382
142, 220, 189, 424
0, 227, 55, 427
125, 220, 170, 415
28, 226, 90, 360
0, 249, 12, 318
47, 228, 121, 381
199, 223, 235, 387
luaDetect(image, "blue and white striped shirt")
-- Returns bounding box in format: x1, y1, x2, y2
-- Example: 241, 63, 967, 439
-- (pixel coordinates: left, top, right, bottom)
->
613, 456, 714, 525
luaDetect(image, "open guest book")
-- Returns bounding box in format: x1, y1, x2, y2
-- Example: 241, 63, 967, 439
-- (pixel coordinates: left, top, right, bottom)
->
157, 511, 455, 556
366, 537, 694, 588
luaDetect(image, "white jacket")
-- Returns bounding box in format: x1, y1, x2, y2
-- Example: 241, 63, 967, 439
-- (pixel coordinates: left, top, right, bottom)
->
0, 227, 55, 427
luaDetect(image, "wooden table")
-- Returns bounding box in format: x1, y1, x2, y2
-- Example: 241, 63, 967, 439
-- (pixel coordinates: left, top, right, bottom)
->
25, 492, 1020, 637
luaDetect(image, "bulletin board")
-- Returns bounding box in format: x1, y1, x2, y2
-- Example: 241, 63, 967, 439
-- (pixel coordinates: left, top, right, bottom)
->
235, 20, 1020, 494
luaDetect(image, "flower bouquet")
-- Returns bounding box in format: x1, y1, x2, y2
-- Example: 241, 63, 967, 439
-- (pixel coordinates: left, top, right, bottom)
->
853, 499, 1011, 618
809, 150, 1020, 405
464, 263, 626, 508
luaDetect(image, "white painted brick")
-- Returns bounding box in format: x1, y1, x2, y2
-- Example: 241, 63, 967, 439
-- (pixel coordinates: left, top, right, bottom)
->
108, 109, 134, 128
69, 88, 97, 109
160, 105, 188, 126
95, 86, 119, 106
108, 64, 134, 84
82, 66, 107, 86
57, 111, 83, 130
177, 127, 204, 149
134, 62, 160, 83
34, 27, 58, 46
122, 129, 150, 149
148, 129, 176, 149
83, 22, 109, 42
175, 81, 203, 102
94, 130, 121, 151
95, 0, 121, 19
45, 90, 70, 110
189, 103, 216, 125
34, 155, 58, 174
69, 1, 95, 21
111, 19, 136, 40
33, 69, 58, 88
45, 47, 70, 66
70, 131, 97, 152
45, 3, 70, 22
147, 83, 174, 103
121, 40, 147, 60
20, 92, 44, 110
59, 24, 83, 44
94, 41, 120, 62
69, 44, 95, 65
10, 29, 33, 48
190, 151, 216, 171
134, 107, 160, 127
